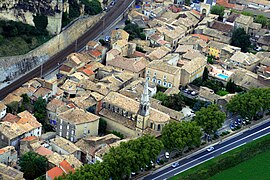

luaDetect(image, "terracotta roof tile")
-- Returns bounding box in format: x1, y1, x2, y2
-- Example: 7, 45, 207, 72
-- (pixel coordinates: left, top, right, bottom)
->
191, 34, 209, 42
21, 136, 38, 141
35, 146, 53, 156
2, 113, 20, 123
47, 167, 64, 180
59, 160, 75, 173
89, 50, 102, 58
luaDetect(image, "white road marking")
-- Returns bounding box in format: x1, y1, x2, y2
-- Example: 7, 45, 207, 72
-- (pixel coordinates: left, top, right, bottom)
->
151, 126, 270, 180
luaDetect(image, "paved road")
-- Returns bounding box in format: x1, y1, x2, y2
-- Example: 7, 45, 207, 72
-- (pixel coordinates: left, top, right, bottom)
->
0, 0, 134, 100
143, 120, 270, 180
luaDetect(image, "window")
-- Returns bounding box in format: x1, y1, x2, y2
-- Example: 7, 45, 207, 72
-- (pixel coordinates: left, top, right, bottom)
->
67, 125, 69, 130
146, 77, 150, 81
1, 135, 4, 140
60, 119, 63, 124
163, 82, 167, 86
152, 78, 156, 83
157, 80, 161, 85
147, 70, 150, 74
60, 125, 62, 130
163, 75, 167, 80
88, 130, 90, 134
154, 71, 157, 76
59, 131, 62, 136
66, 131, 69, 137
71, 130, 75, 135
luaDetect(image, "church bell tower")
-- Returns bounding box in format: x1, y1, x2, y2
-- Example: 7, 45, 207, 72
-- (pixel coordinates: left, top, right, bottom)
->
136, 79, 150, 133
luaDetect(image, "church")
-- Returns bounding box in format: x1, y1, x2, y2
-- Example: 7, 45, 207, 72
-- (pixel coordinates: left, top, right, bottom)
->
98, 80, 171, 137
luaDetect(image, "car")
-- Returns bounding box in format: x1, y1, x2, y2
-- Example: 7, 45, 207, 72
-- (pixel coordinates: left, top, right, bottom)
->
254, 46, 262, 51
242, 121, 246, 125
187, 90, 192, 94
103, 7, 108, 11
105, 36, 111, 42
184, 89, 189, 93
207, 147, 214, 152
131, 172, 136, 176
165, 152, 170, 159
171, 162, 180, 168
110, 1, 115, 6
237, 118, 241, 122
191, 91, 196, 96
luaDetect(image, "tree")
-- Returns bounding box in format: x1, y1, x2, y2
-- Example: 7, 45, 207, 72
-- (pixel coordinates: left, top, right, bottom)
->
34, 97, 47, 124
210, 5, 225, 20
33, 14, 48, 31
20, 151, 48, 179
185, 0, 190, 6
98, 118, 107, 135
254, 15, 268, 27
81, 0, 102, 15
231, 28, 251, 52
124, 22, 146, 41
202, 67, 209, 82
226, 79, 236, 93
207, 55, 214, 64
21, 94, 30, 104
194, 104, 226, 136
162, 121, 202, 153
226, 88, 270, 120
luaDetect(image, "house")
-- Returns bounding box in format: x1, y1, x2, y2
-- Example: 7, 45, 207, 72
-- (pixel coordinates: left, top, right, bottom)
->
160, 53, 180, 66
0, 102, 6, 119
246, 0, 270, 10
207, 41, 227, 59
60, 79, 78, 99
0, 146, 17, 166
235, 14, 262, 37
106, 56, 147, 78
105, 49, 121, 62
0, 111, 42, 149
220, 45, 241, 61
156, 25, 186, 49
50, 136, 82, 160
110, 29, 129, 46
180, 57, 207, 86
210, 21, 234, 36
146, 46, 171, 61
99, 82, 171, 138
229, 51, 261, 70
47, 98, 69, 128
182, 50, 205, 61
75, 134, 121, 163
32, 87, 52, 102
146, 60, 181, 88
56, 108, 99, 142
46, 153, 82, 171
0, 163, 24, 180
2, 94, 22, 107
257, 34, 270, 51
46, 159, 75, 180
257, 57, 270, 84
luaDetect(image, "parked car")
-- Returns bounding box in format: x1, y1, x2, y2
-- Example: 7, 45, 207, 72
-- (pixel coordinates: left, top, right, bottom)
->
191, 91, 197, 96
184, 89, 189, 93
171, 162, 180, 168
207, 147, 214, 152
165, 152, 170, 159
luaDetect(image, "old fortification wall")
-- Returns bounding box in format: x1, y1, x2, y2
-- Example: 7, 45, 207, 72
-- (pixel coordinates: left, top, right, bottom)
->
0, 12, 105, 83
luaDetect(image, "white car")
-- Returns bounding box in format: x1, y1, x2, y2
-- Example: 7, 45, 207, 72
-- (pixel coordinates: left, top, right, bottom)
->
165, 152, 170, 159
207, 147, 214, 152
171, 162, 180, 168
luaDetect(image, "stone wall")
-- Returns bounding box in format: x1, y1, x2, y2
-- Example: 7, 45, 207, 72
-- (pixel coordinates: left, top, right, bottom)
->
0, 12, 105, 83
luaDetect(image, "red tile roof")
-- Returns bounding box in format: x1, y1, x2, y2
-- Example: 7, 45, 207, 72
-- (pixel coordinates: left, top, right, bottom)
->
0, 149, 5, 155
191, 34, 210, 42
191, 9, 201, 16
2, 113, 20, 123
47, 167, 64, 180
35, 146, 53, 156
59, 160, 75, 173
90, 50, 102, 58
21, 136, 38, 141
217, 0, 235, 8
265, 67, 270, 72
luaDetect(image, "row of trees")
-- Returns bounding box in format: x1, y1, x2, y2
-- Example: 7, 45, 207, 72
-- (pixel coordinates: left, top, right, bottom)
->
227, 88, 270, 120
57, 135, 163, 180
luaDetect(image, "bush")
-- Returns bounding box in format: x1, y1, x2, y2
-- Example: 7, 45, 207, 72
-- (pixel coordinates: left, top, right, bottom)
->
112, 131, 124, 139
216, 90, 229, 96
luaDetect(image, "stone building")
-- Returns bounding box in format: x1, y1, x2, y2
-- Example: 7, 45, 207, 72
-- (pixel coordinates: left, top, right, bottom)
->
99, 80, 171, 137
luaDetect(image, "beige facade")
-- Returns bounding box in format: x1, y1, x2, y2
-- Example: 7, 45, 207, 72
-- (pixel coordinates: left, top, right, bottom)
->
180, 57, 207, 86
146, 61, 181, 88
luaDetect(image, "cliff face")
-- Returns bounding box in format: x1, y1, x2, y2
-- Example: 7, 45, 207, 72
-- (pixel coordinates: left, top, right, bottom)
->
0, 0, 69, 34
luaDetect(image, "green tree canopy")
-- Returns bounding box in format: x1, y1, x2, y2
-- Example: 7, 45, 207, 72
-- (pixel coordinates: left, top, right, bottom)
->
34, 97, 47, 124
81, 0, 102, 15
33, 14, 48, 31
124, 21, 146, 40
59, 135, 163, 180
19, 151, 48, 179
194, 104, 226, 135
254, 14, 268, 27
161, 121, 202, 152
226, 88, 270, 120
230, 28, 251, 52
202, 67, 209, 82
210, 5, 225, 19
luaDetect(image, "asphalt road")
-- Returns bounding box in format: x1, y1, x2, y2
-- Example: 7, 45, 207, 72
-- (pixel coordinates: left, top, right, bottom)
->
143, 119, 270, 180
0, 0, 134, 100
